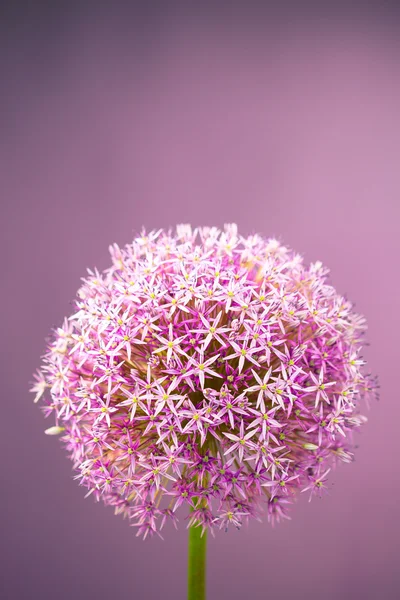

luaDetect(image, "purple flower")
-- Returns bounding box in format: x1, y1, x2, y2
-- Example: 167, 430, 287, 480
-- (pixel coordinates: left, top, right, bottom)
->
31, 224, 377, 537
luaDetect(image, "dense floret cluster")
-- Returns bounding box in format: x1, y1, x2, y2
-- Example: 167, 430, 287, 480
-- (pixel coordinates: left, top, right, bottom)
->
31, 224, 377, 538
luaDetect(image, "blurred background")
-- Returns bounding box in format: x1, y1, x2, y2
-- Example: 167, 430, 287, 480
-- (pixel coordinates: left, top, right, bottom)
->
1, 2, 400, 599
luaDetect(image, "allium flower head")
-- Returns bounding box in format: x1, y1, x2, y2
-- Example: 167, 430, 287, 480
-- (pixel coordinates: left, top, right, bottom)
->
31, 224, 378, 538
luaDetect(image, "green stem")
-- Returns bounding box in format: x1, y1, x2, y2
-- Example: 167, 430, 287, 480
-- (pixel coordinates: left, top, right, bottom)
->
187, 523, 207, 600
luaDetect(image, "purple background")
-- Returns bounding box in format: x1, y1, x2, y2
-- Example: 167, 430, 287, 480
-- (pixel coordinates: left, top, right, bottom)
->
2, 4, 400, 599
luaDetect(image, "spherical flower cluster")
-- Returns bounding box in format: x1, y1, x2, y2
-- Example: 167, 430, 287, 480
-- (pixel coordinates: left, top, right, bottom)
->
31, 224, 378, 538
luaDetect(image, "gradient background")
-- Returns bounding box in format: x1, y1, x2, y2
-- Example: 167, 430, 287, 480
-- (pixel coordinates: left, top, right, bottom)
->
1, 2, 400, 599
